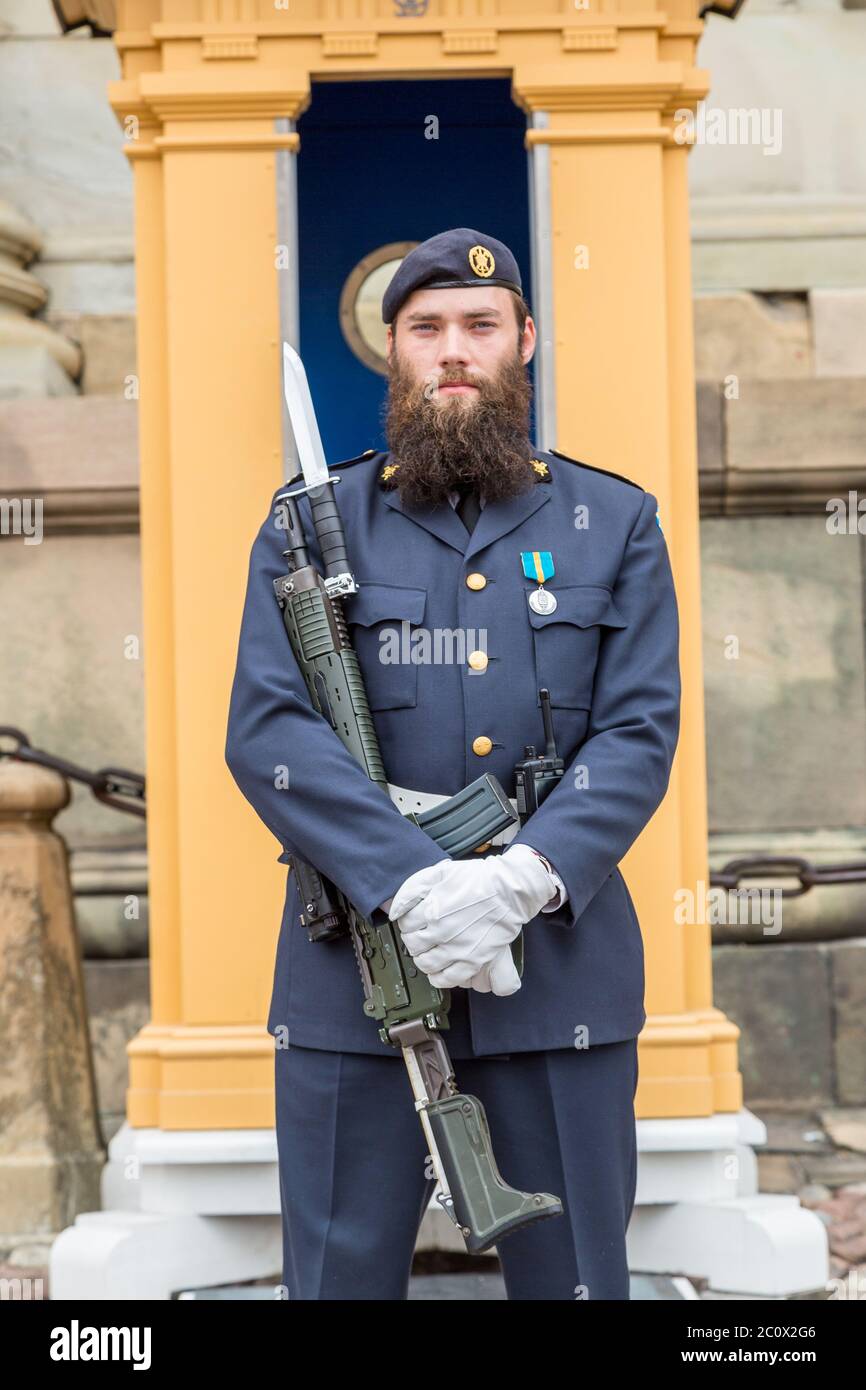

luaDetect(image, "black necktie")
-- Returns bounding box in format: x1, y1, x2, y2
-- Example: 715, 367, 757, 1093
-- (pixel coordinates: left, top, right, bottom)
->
455, 486, 481, 534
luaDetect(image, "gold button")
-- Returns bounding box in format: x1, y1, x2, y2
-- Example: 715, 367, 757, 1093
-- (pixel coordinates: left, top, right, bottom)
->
468, 650, 488, 671
465, 572, 487, 590
473, 841, 492, 853
472, 735, 493, 756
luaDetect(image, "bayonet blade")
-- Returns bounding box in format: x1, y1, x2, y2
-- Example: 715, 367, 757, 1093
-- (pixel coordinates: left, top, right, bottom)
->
282, 341, 330, 490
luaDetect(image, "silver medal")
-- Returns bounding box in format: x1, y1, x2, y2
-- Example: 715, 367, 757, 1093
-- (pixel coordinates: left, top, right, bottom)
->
528, 586, 557, 615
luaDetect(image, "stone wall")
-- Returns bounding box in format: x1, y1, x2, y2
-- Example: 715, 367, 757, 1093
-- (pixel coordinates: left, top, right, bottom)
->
0, 0, 864, 1126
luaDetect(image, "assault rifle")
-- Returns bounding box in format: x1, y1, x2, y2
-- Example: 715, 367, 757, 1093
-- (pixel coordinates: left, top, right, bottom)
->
271, 343, 563, 1252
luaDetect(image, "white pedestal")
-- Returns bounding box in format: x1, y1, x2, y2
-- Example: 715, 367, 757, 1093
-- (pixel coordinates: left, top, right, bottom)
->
51, 1107, 829, 1299
627, 1108, 830, 1297
50, 1125, 282, 1301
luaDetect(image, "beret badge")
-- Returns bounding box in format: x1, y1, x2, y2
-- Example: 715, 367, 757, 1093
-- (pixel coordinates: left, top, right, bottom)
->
468, 245, 495, 278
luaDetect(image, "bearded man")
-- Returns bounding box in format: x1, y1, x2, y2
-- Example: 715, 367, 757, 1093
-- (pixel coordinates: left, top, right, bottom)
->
225, 227, 681, 1301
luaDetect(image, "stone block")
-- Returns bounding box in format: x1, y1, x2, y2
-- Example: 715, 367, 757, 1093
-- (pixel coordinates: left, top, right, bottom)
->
0, 527, 145, 846
726, 376, 866, 480
712, 941, 835, 1106
0, 0, 63, 36
0, 343, 76, 398
811, 289, 866, 376
46, 313, 137, 395
701, 516, 866, 832
694, 291, 811, 381
82, 959, 150, 1132
696, 381, 724, 513
756, 1152, 808, 1193
831, 942, 866, 1104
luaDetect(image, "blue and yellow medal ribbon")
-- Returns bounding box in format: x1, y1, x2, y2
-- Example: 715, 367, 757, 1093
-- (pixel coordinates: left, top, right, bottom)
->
520, 550, 555, 584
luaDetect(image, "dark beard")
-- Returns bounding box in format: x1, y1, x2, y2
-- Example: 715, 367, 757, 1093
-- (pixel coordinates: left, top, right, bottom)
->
381, 345, 536, 508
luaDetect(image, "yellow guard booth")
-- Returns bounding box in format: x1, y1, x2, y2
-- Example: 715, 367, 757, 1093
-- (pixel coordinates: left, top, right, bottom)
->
48, 0, 827, 1298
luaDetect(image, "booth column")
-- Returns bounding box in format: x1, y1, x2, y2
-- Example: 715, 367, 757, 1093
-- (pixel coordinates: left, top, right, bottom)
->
50, 70, 311, 1298
514, 63, 740, 1118
512, 60, 827, 1293
114, 73, 311, 1131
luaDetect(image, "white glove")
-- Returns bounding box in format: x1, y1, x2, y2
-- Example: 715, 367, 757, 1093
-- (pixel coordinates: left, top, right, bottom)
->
383, 863, 522, 996
387, 844, 556, 990
462, 943, 523, 996
379, 860, 456, 917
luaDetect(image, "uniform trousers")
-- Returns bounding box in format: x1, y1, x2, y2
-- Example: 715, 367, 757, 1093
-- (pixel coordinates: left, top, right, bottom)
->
274, 986, 639, 1300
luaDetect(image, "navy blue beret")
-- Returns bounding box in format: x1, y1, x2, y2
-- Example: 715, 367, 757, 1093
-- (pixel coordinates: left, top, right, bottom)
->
381, 227, 523, 325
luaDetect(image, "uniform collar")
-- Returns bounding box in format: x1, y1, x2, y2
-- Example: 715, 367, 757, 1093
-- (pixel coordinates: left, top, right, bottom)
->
379, 454, 552, 561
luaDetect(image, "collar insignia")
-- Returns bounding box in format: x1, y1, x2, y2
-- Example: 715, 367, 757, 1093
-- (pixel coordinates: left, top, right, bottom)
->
380, 458, 549, 490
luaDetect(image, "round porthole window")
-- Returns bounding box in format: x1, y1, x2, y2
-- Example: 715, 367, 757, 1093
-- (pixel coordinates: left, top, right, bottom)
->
339, 241, 418, 377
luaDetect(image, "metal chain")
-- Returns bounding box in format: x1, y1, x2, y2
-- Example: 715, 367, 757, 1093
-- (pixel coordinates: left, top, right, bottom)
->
1, 729, 865, 889
0, 727, 146, 818
710, 855, 866, 899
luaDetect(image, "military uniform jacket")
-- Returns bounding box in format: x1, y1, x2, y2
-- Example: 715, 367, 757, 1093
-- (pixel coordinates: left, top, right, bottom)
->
225, 446, 681, 1056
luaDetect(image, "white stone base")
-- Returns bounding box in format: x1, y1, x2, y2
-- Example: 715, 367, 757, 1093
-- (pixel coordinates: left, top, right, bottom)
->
51, 1108, 829, 1299
627, 1109, 830, 1297
100, 1123, 281, 1216
50, 1210, 282, 1301
50, 1125, 283, 1301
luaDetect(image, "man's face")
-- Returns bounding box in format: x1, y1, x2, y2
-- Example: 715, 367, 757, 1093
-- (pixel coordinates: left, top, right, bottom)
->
385, 284, 536, 398
382, 286, 539, 508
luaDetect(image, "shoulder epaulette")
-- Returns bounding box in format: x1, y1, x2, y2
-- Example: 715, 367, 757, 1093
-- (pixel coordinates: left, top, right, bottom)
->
331, 448, 378, 469
273, 448, 377, 502
547, 447, 644, 492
